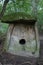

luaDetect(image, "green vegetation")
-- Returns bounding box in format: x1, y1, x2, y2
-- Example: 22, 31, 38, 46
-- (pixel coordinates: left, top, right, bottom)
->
1, 0, 36, 22
0, 22, 8, 37
0, 23, 8, 33
0, 0, 43, 34
2, 12, 35, 22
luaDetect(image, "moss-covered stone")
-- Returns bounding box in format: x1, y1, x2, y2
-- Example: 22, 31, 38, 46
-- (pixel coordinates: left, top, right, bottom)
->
1, 12, 36, 23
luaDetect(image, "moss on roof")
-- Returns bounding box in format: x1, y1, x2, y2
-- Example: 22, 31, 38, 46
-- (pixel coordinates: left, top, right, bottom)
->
1, 12, 36, 23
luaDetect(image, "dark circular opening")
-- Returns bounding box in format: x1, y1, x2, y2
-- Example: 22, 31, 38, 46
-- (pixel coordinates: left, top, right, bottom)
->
19, 39, 26, 45
32, 52, 35, 54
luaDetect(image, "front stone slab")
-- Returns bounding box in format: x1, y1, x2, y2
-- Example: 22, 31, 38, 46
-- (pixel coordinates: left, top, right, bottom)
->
3, 24, 40, 57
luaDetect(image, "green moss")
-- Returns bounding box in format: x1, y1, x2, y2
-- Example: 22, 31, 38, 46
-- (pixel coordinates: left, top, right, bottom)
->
1, 12, 35, 22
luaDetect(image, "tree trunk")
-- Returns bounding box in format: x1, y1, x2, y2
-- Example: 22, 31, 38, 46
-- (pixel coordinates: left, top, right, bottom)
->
0, 0, 9, 19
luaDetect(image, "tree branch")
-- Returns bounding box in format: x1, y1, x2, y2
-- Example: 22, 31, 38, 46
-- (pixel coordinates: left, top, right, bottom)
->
0, 0, 9, 20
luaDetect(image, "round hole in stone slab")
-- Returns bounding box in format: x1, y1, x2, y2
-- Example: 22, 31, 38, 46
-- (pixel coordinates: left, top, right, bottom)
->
32, 52, 35, 54
19, 39, 26, 45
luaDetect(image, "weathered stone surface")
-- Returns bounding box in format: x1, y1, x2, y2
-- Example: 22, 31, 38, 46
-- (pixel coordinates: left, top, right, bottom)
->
3, 24, 40, 57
